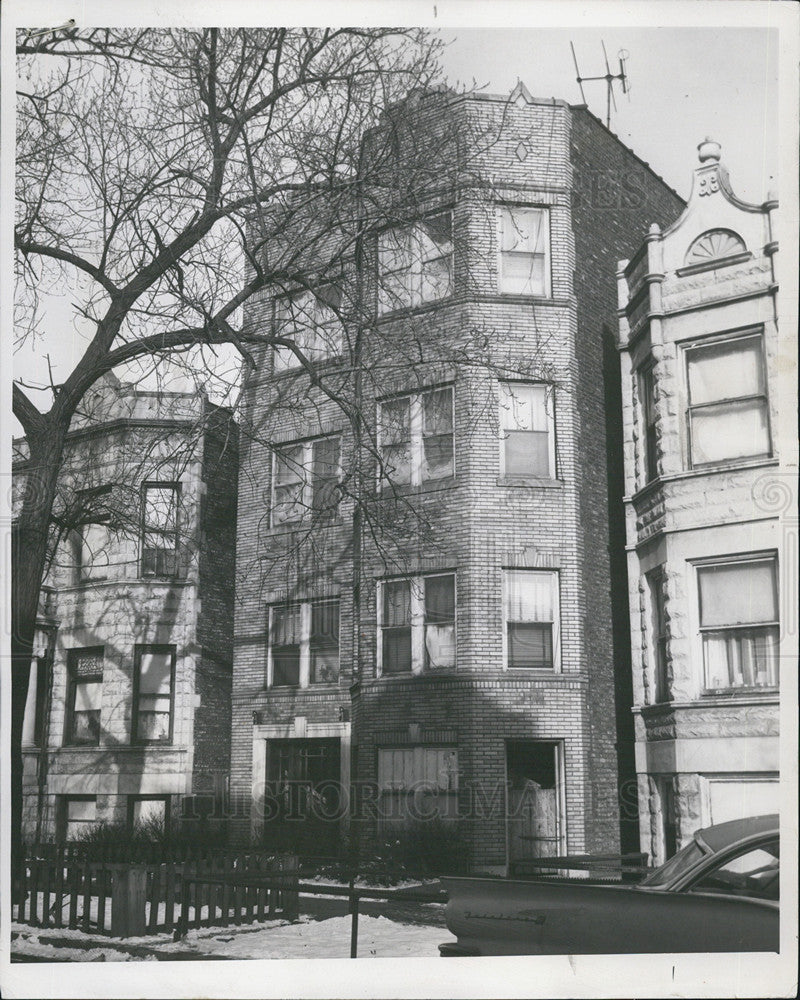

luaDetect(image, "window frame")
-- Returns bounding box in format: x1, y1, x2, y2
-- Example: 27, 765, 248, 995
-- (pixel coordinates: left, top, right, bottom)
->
272, 284, 345, 372
127, 795, 171, 834
497, 205, 552, 298
72, 484, 115, 584
60, 795, 98, 843
140, 481, 181, 579
377, 385, 455, 489
377, 745, 460, 827
498, 381, 557, 480
683, 330, 772, 470
270, 435, 342, 528
131, 644, 176, 745
64, 646, 104, 747
502, 569, 561, 672
376, 210, 454, 315
694, 553, 779, 694
377, 572, 457, 677
267, 597, 341, 688
647, 569, 669, 703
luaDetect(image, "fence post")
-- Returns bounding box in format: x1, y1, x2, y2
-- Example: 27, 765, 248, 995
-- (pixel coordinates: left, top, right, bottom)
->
349, 880, 359, 959
109, 864, 148, 938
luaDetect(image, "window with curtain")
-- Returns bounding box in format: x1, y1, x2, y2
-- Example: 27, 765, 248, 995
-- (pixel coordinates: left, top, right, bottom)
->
698, 557, 779, 690
639, 365, 659, 482
504, 570, 559, 670
499, 382, 555, 478
273, 285, 343, 371
499, 207, 550, 296
133, 645, 175, 742
272, 436, 341, 527
380, 573, 457, 675
271, 604, 302, 686
65, 647, 104, 745
268, 598, 340, 687
379, 386, 454, 487
685, 333, 771, 467
141, 483, 179, 577
377, 212, 453, 314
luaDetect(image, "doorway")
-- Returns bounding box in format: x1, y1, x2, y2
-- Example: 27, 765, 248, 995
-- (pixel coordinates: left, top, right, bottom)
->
506, 740, 564, 865
265, 738, 341, 856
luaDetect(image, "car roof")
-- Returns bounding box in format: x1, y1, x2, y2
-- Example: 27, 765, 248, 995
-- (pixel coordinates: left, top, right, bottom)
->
696, 813, 779, 853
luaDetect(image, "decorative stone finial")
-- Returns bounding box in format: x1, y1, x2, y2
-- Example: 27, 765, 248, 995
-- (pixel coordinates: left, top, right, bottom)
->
648, 223, 661, 236
697, 138, 721, 163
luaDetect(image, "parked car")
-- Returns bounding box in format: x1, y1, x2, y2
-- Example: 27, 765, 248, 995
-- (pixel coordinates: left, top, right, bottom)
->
439, 814, 779, 955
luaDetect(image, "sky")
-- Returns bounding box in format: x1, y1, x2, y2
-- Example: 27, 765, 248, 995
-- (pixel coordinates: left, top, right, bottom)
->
2, 4, 790, 424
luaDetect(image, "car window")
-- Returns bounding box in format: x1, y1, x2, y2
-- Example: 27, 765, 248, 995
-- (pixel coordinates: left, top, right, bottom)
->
687, 839, 779, 901
640, 840, 705, 887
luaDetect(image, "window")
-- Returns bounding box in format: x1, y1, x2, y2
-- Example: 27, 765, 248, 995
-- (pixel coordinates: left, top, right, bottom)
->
707, 777, 779, 826
499, 382, 555, 478
272, 436, 341, 527
697, 557, 779, 690
133, 645, 175, 742
128, 796, 170, 833
61, 796, 97, 842
687, 840, 779, 901
377, 212, 453, 313
268, 598, 340, 687
685, 333, 771, 467
377, 747, 459, 826
380, 574, 456, 675
639, 366, 658, 482
65, 647, 103, 746
378, 386, 454, 487
499, 207, 550, 296
647, 570, 669, 702
141, 483, 179, 577
504, 570, 560, 670
72, 485, 114, 583
273, 286, 343, 371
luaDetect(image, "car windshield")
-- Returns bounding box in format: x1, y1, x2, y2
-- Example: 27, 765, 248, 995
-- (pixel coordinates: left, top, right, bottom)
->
640, 839, 706, 887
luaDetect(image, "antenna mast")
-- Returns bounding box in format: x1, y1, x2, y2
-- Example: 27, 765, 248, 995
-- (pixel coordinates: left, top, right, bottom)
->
570, 41, 630, 128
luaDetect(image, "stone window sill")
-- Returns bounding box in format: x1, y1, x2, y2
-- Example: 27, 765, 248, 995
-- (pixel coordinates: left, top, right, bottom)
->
497, 476, 562, 489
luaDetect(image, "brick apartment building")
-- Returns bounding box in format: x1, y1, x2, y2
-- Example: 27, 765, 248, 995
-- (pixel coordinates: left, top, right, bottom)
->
617, 139, 788, 866
230, 85, 684, 871
15, 374, 238, 842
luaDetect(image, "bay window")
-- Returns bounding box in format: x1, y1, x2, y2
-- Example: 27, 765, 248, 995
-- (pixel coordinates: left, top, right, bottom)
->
380, 573, 456, 675
685, 333, 770, 467
377, 212, 453, 313
504, 570, 560, 670
499, 382, 555, 478
697, 556, 779, 691
133, 645, 175, 742
499, 206, 550, 296
378, 386, 454, 487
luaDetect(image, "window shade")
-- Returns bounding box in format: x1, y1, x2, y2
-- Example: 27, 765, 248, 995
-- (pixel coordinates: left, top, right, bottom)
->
505, 571, 555, 622
698, 561, 777, 626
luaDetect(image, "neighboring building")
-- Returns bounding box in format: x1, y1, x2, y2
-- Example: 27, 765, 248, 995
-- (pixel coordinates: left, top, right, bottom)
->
15, 374, 238, 842
231, 86, 684, 871
617, 139, 787, 866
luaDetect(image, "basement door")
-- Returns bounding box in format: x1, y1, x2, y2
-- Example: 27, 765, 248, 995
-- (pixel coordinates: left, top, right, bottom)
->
265, 738, 341, 856
506, 740, 564, 864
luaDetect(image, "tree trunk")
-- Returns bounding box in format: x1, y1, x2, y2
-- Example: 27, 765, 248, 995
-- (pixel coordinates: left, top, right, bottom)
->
11, 419, 69, 860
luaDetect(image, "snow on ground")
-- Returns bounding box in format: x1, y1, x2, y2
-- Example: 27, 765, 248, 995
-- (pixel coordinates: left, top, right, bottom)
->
11, 915, 456, 962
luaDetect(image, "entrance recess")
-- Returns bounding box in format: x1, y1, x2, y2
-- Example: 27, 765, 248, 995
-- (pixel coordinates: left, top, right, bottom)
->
506, 740, 564, 865
265, 738, 341, 855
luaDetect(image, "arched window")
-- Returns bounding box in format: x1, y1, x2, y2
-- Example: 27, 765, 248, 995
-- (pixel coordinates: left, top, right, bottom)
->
683, 229, 747, 270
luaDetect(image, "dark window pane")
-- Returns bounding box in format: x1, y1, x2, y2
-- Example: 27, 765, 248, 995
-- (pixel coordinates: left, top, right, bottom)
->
425, 576, 455, 623
312, 437, 340, 514
508, 623, 553, 669
383, 580, 411, 627
273, 650, 301, 686
382, 628, 412, 674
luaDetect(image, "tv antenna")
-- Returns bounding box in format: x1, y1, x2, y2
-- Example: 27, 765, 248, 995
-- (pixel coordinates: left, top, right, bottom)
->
570, 41, 630, 128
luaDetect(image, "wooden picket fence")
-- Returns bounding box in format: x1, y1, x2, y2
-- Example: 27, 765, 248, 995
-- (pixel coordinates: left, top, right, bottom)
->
12, 848, 298, 937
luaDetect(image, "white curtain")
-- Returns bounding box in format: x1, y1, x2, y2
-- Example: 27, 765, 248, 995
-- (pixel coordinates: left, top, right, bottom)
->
505, 570, 554, 622
698, 561, 776, 627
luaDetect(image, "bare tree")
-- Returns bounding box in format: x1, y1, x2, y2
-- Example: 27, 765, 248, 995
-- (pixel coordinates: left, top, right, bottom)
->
11, 26, 453, 855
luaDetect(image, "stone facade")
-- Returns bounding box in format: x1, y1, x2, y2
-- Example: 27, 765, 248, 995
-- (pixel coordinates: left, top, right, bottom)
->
617, 139, 792, 864
231, 87, 685, 871
16, 375, 238, 842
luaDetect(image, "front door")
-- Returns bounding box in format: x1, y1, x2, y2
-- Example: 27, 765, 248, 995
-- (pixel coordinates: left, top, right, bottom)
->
506, 741, 563, 865
266, 738, 341, 856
